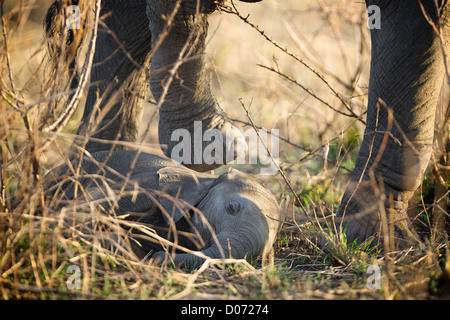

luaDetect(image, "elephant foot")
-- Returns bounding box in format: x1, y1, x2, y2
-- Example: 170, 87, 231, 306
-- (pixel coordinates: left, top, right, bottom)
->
158, 109, 247, 172
329, 184, 421, 251
339, 208, 419, 251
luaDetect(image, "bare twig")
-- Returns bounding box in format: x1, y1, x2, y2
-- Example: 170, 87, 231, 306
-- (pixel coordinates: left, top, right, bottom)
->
239, 99, 310, 218
259, 64, 361, 119
43, 0, 101, 135
222, 0, 363, 124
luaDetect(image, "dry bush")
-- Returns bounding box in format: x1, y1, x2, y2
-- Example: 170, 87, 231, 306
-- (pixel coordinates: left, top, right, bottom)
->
0, 0, 449, 300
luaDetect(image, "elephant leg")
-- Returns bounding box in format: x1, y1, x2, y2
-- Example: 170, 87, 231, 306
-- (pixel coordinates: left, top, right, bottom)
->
147, 0, 246, 172
75, 0, 151, 153
335, 1, 450, 248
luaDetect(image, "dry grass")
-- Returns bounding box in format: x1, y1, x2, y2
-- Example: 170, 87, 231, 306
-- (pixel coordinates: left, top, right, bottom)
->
0, 0, 449, 300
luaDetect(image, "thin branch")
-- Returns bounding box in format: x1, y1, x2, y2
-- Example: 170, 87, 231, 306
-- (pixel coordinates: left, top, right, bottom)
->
259, 64, 362, 119
239, 99, 310, 217
43, 0, 102, 134
222, 0, 363, 124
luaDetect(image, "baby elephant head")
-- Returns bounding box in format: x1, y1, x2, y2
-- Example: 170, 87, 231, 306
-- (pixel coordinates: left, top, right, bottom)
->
153, 166, 281, 267
46, 151, 281, 268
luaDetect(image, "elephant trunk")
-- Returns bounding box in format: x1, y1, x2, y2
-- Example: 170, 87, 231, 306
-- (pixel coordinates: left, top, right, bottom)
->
336, 1, 450, 246
156, 224, 269, 268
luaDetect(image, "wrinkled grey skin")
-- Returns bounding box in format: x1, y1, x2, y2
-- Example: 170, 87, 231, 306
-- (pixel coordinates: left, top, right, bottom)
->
46, 0, 256, 171
47, 151, 281, 267
334, 1, 450, 247
147, 0, 248, 171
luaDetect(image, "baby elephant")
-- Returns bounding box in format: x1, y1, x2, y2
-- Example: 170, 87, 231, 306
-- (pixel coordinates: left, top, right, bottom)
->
47, 151, 281, 267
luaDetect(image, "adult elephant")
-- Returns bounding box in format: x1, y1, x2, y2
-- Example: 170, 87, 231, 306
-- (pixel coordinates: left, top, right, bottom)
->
47, 0, 449, 247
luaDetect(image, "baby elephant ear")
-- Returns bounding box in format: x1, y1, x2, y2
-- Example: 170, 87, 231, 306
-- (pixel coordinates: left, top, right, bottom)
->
156, 167, 218, 223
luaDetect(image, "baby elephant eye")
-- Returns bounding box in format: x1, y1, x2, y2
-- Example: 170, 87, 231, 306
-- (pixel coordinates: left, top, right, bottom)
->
225, 201, 241, 215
